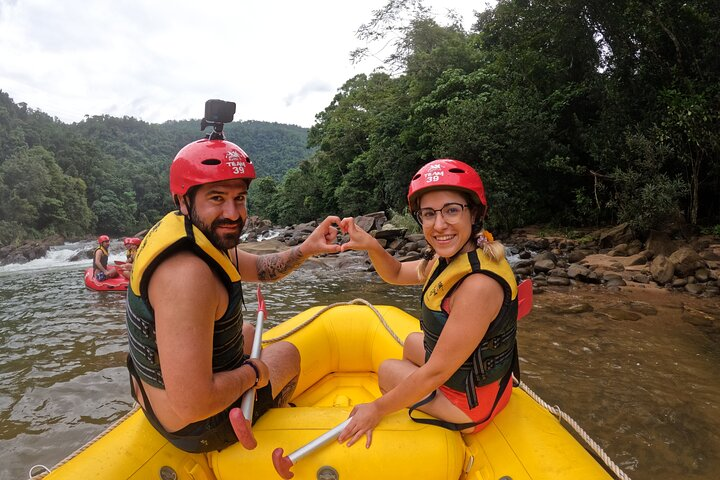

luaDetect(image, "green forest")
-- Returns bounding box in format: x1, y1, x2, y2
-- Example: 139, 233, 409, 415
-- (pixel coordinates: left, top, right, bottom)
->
1, 0, 718, 246
0, 97, 313, 244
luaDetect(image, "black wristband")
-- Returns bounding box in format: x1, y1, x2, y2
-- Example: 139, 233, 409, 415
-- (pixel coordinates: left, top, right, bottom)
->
244, 361, 260, 388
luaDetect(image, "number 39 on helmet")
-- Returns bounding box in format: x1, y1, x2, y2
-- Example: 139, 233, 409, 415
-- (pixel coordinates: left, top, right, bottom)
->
407, 159, 487, 214
169, 139, 256, 201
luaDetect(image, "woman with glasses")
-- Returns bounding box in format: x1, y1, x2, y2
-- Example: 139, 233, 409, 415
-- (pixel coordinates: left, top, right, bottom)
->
338, 159, 519, 448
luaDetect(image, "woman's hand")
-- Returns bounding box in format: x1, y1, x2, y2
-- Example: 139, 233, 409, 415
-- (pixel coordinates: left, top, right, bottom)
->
339, 217, 380, 253
337, 402, 383, 448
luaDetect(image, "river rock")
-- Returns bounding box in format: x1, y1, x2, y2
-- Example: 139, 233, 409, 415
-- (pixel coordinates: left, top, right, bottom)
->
626, 253, 648, 266
630, 273, 650, 284
603, 274, 627, 287
671, 278, 688, 288
669, 247, 705, 278
547, 276, 571, 286
374, 225, 407, 240
0, 241, 53, 266
602, 308, 641, 321
629, 302, 657, 316
550, 303, 593, 314
567, 249, 592, 263
355, 215, 377, 232
598, 223, 634, 248
548, 267, 568, 278
685, 283, 705, 295
645, 230, 677, 258
608, 243, 630, 256
567, 264, 591, 280
524, 237, 551, 251
650, 255, 675, 285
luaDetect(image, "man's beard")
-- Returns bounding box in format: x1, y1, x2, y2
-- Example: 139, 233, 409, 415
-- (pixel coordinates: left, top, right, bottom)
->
189, 208, 245, 251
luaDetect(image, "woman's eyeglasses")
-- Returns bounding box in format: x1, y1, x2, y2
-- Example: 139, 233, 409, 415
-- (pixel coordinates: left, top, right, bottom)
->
415, 203, 468, 226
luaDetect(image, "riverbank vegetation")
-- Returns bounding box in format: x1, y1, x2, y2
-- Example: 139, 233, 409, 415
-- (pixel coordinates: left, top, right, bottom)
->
1, 0, 718, 246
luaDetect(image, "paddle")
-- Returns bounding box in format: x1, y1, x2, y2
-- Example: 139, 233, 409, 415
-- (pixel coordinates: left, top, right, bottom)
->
229, 285, 266, 450
272, 418, 352, 479
516, 278, 533, 319
271, 279, 534, 479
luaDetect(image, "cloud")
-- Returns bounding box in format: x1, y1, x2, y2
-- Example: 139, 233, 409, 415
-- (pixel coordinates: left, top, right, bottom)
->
0, 0, 484, 127
284, 80, 334, 107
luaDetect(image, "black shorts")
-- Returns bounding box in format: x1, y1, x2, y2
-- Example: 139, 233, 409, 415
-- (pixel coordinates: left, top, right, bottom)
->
127, 355, 277, 453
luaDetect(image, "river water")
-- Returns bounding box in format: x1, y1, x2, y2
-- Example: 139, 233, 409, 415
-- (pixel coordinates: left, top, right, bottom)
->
1, 241, 719, 480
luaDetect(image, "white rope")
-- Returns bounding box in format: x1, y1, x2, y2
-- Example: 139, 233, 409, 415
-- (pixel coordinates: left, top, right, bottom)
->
518, 381, 632, 480
262, 298, 405, 346
27, 465, 50, 478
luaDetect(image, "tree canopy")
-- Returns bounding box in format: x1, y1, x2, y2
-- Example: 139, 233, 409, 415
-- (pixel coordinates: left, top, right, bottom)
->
259, 0, 719, 235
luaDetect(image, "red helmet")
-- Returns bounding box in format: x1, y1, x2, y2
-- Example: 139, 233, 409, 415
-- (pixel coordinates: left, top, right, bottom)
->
97, 235, 110, 244
124, 237, 141, 247
169, 139, 256, 197
407, 159, 487, 212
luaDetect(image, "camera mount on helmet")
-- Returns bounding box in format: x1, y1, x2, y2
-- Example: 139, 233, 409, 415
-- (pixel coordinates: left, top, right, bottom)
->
200, 99, 236, 141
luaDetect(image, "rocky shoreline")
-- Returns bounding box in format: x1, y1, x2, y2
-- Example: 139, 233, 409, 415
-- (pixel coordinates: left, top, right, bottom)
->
3, 214, 719, 299
243, 213, 720, 298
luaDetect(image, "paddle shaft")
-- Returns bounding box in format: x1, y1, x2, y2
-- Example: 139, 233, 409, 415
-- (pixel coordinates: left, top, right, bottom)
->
291, 418, 350, 463
241, 308, 265, 419
230, 287, 267, 450
241, 287, 267, 420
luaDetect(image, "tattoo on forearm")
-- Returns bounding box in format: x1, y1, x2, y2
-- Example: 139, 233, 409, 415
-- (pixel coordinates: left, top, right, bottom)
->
257, 246, 304, 281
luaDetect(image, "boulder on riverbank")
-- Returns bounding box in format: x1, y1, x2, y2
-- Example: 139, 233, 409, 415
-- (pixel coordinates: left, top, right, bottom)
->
0, 236, 65, 266
241, 216, 720, 298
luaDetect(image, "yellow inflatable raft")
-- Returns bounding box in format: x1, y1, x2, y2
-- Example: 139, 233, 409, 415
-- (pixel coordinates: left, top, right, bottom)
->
41, 302, 617, 480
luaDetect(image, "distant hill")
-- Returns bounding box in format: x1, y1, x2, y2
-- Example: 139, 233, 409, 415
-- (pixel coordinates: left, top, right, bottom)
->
0, 90, 313, 243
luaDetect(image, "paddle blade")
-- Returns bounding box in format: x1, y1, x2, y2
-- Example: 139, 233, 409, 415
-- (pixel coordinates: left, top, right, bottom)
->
256, 285, 266, 317
272, 448, 295, 479
517, 279, 533, 320
229, 407, 257, 450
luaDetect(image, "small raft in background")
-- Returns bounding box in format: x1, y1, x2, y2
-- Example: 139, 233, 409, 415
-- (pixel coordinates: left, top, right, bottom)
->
82, 266, 128, 292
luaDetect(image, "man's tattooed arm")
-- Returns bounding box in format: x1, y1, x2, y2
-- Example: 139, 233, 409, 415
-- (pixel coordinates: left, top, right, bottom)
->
256, 246, 306, 281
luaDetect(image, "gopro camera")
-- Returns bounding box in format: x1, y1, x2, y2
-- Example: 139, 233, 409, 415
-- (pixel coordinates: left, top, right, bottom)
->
201, 99, 236, 139
204, 99, 235, 123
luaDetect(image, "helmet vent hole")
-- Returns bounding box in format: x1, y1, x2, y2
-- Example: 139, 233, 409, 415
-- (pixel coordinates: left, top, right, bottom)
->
412, 174, 421, 180
201, 159, 222, 165
448, 168, 465, 173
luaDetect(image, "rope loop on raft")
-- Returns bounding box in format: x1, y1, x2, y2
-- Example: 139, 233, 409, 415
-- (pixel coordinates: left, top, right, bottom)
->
261, 298, 405, 346
28, 465, 50, 478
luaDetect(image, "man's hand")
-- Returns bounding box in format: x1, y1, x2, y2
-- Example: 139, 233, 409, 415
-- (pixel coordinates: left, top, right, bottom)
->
299, 216, 342, 257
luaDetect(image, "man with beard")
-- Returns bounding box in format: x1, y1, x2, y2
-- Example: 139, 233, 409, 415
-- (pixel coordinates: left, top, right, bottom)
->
125, 137, 342, 453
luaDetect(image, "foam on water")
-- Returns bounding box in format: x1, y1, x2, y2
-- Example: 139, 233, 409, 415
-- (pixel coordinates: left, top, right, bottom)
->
0, 241, 125, 274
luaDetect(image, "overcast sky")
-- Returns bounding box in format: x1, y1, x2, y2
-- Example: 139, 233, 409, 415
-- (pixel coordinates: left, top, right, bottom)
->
0, 0, 490, 128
